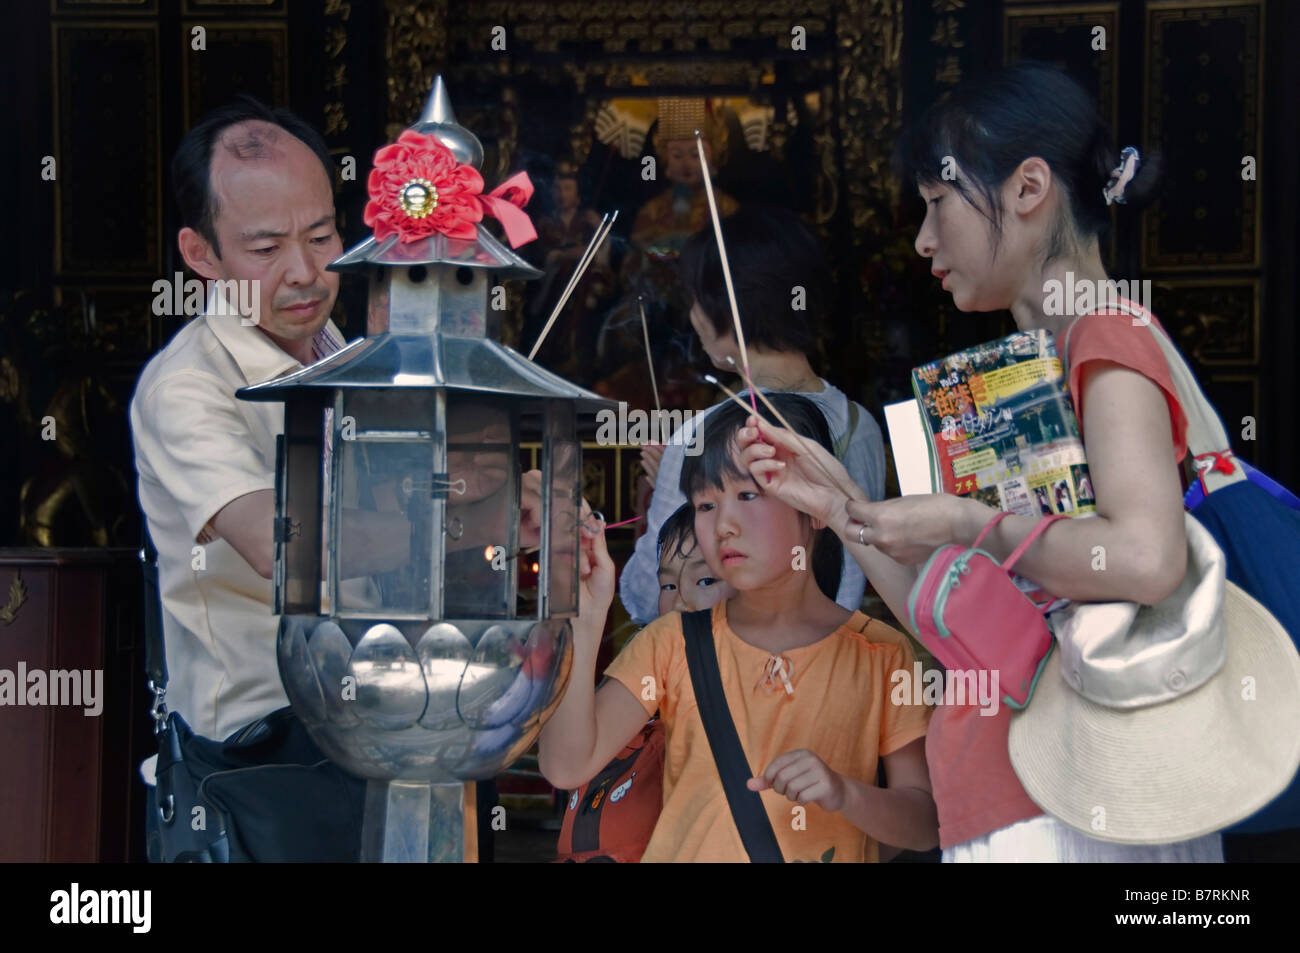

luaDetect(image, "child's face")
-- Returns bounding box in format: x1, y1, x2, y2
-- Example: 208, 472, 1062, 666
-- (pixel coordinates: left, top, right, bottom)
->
690, 464, 812, 593
657, 540, 736, 616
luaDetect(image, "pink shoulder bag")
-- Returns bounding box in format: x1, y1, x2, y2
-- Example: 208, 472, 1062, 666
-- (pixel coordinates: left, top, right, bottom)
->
907, 512, 1064, 708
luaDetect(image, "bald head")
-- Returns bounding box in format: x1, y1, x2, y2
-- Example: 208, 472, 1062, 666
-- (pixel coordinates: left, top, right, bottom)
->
172, 97, 335, 258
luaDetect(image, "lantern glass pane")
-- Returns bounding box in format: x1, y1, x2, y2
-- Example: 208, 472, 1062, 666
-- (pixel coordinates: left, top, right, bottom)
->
442, 396, 515, 619
332, 389, 438, 615
336, 437, 432, 613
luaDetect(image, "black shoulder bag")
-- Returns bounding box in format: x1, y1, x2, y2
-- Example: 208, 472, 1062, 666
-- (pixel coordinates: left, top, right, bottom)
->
680, 609, 784, 863
141, 531, 365, 862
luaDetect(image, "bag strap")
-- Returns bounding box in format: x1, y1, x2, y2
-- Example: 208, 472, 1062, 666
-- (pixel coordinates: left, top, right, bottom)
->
1062, 304, 1246, 495
680, 609, 784, 863
140, 526, 170, 735
972, 511, 1067, 574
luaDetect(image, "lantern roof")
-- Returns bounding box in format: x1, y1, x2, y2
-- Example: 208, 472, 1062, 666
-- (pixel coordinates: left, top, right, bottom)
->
237, 74, 611, 410
236, 331, 614, 411
329, 227, 541, 278
328, 75, 541, 279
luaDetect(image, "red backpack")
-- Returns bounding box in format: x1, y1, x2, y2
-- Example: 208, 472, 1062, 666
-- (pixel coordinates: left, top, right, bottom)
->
556, 718, 664, 863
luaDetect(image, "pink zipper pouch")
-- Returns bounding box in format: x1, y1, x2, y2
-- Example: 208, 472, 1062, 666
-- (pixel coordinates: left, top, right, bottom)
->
907, 513, 1064, 708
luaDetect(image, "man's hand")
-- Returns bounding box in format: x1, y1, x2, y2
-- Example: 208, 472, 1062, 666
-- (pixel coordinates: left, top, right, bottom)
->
748, 749, 846, 814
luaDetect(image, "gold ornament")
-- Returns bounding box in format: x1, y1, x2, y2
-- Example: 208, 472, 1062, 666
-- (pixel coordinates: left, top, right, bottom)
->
398, 178, 438, 218
653, 97, 728, 162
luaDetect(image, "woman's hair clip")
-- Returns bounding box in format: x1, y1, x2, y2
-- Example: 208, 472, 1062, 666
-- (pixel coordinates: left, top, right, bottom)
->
1103, 146, 1141, 206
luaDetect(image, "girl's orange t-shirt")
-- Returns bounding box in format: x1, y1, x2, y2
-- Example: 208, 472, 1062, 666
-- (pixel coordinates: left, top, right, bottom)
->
605, 601, 932, 862
925, 304, 1190, 849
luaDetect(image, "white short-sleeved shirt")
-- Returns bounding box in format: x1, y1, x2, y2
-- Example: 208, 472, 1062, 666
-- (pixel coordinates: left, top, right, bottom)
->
617, 380, 887, 625
130, 301, 344, 741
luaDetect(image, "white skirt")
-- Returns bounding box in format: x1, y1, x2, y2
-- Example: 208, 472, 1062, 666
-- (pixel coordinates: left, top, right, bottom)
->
942, 814, 1223, 863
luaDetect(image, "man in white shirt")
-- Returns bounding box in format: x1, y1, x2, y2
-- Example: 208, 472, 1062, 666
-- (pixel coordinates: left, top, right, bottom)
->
130, 99, 372, 860
132, 99, 347, 743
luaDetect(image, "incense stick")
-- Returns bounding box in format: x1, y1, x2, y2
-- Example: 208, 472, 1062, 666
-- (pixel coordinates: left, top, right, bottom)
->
694, 129, 758, 422
528, 211, 613, 359
637, 296, 661, 414
528, 210, 618, 360
703, 374, 860, 501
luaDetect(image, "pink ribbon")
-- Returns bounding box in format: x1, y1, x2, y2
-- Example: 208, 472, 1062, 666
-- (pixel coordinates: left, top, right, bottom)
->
477, 171, 537, 248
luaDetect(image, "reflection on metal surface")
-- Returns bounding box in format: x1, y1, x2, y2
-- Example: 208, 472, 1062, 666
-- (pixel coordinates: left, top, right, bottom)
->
350, 623, 428, 730
417, 622, 472, 729
278, 615, 572, 782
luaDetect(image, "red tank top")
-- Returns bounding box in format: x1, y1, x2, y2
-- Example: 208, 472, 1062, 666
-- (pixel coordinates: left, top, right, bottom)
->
926, 303, 1189, 848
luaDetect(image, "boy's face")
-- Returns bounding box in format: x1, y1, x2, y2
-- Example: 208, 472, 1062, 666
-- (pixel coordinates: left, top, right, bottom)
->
690, 463, 811, 593
658, 540, 736, 616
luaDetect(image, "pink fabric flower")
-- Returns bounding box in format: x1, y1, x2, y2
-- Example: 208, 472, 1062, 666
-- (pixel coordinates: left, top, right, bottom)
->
364, 131, 485, 243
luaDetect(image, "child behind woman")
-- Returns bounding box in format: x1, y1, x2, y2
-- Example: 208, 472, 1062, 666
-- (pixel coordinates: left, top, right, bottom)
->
541, 394, 936, 862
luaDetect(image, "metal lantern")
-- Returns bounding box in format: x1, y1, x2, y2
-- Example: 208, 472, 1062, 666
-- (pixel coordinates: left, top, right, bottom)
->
237, 77, 612, 862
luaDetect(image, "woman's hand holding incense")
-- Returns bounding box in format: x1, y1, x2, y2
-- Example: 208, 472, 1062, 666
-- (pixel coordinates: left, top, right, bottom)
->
738, 416, 864, 526
845, 494, 993, 566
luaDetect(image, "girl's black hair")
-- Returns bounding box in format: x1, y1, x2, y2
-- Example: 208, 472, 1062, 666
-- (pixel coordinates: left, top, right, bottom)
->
657, 502, 696, 562
679, 204, 828, 359
679, 393, 843, 601
892, 61, 1161, 261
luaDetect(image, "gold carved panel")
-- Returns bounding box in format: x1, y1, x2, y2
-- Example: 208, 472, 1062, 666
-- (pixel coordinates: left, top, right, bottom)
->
1150, 278, 1260, 366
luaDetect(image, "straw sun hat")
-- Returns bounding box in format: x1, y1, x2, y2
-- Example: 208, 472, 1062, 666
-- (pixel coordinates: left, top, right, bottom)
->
1009, 568, 1300, 845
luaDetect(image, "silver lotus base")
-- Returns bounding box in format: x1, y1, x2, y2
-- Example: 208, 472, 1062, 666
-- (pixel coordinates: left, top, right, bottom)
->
277, 615, 573, 781
361, 780, 468, 863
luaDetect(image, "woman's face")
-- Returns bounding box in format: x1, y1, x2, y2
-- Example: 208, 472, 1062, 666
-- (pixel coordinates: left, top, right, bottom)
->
913, 176, 1029, 313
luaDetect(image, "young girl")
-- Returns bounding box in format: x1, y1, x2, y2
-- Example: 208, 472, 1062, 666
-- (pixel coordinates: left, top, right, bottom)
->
541, 395, 936, 862
740, 62, 1223, 862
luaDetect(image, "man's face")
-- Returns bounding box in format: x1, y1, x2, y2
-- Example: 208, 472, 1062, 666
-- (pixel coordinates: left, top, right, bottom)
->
198, 121, 342, 346
657, 538, 736, 616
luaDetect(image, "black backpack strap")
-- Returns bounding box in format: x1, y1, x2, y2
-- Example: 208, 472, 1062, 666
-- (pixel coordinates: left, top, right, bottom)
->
680, 609, 784, 863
